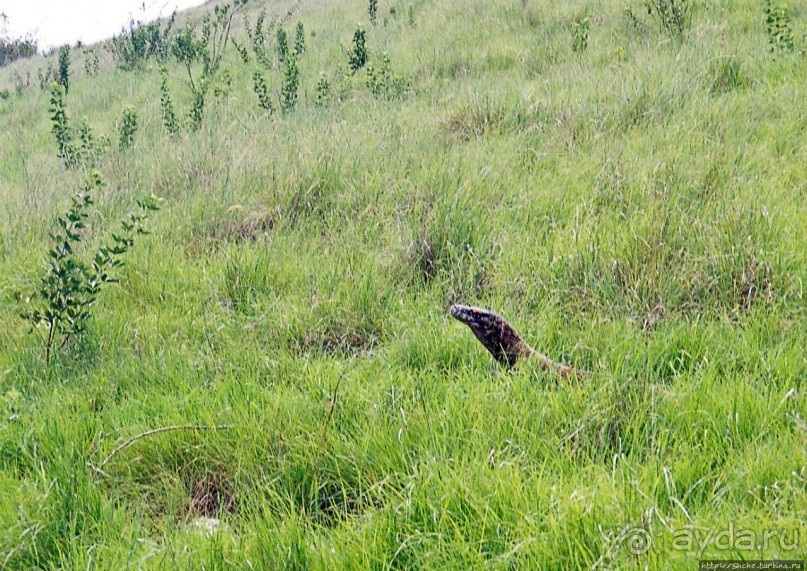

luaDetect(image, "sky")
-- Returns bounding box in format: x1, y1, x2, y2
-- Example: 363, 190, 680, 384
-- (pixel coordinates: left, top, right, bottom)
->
1, 0, 208, 51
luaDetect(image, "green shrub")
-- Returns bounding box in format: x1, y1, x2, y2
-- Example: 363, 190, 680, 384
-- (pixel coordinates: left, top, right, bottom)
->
77, 118, 98, 166
349, 25, 368, 72
644, 0, 692, 36
159, 68, 180, 135
189, 79, 209, 132
315, 71, 331, 106
764, 1, 796, 53
366, 52, 409, 99
171, 1, 246, 131
244, 9, 277, 69
38, 65, 56, 90
294, 22, 306, 55
83, 49, 100, 75
57, 45, 71, 94
277, 27, 289, 63
203, 2, 247, 75
49, 83, 78, 168
172, 24, 207, 91
119, 106, 138, 150
572, 16, 590, 52
0, 30, 38, 67
281, 54, 300, 111
627, 0, 691, 37
232, 39, 250, 63
253, 70, 274, 113
109, 13, 176, 70
214, 69, 233, 97
369, 0, 379, 25
18, 172, 160, 364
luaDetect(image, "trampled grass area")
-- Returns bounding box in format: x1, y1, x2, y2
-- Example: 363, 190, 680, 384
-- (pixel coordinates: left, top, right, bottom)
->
0, 0, 805, 568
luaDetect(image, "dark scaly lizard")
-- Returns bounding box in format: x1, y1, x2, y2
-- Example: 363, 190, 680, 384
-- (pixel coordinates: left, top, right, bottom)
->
449, 304, 587, 379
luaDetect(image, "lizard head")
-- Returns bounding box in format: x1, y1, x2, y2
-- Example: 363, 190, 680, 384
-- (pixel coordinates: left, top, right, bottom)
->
449, 304, 530, 367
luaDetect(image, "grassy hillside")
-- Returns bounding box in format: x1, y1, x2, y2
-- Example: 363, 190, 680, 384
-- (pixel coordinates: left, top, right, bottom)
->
0, 0, 805, 568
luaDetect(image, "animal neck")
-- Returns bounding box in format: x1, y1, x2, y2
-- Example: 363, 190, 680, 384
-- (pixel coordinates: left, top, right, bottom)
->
450, 304, 587, 379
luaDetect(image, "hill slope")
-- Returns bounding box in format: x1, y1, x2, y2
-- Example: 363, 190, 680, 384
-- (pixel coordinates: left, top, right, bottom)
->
0, 0, 805, 568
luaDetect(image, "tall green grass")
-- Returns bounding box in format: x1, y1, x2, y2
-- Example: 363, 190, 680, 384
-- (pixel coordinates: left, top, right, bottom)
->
0, 0, 805, 568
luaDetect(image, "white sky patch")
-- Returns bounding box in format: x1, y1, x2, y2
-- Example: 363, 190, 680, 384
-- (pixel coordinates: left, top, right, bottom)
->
1, 0, 208, 51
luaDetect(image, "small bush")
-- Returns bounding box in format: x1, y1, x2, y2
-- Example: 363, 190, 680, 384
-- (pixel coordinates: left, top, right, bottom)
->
170, 1, 246, 131
232, 39, 250, 63
644, 0, 692, 36
83, 50, 100, 75
315, 72, 331, 106
214, 69, 233, 97
189, 80, 209, 132
38, 65, 56, 90
295, 22, 306, 55
119, 106, 138, 150
57, 45, 70, 94
764, 1, 796, 53
77, 118, 99, 166
349, 25, 368, 72
109, 13, 176, 70
572, 16, 590, 52
244, 9, 277, 69
204, 1, 248, 75
627, 0, 691, 37
366, 52, 409, 99
369, 0, 378, 25
253, 71, 274, 113
172, 24, 206, 90
159, 68, 180, 135
281, 54, 300, 112
18, 172, 160, 364
0, 31, 38, 67
49, 83, 78, 168
277, 27, 289, 63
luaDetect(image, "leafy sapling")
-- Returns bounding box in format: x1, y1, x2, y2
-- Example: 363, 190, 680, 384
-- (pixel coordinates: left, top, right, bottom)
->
349, 25, 368, 72
764, 1, 796, 53
189, 79, 209, 132
277, 26, 289, 63
253, 71, 274, 113
281, 54, 300, 111
119, 106, 138, 150
366, 52, 409, 99
315, 71, 331, 106
18, 172, 160, 364
77, 117, 99, 166
84, 50, 100, 75
160, 68, 180, 135
49, 83, 78, 168
57, 45, 71, 94
572, 16, 590, 52
295, 22, 306, 55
